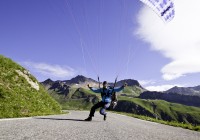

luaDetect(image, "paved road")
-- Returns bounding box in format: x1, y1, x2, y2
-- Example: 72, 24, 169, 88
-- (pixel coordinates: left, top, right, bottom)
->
0, 111, 200, 140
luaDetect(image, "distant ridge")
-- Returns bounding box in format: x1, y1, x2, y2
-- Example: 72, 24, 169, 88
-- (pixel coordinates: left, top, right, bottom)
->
165, 86, 200, 96
41, 75, 143, 88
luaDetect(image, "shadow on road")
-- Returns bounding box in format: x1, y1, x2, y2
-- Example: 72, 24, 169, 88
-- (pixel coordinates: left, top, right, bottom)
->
35, 117, 85, 122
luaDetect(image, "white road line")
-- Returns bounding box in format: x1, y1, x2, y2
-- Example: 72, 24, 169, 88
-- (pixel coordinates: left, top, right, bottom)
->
0, 112, 70, 122
0, 117, 33, 121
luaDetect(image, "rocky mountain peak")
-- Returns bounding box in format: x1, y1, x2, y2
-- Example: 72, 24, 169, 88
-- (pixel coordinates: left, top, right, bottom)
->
41, 78, 54, 85
192, 85, 200, 91
165, 85, 200, 96
71, 75, 87, 82
116, 79, 142, 87
67, 75, 96, 84
41, 76, 144, 89
44, 78, 54, 83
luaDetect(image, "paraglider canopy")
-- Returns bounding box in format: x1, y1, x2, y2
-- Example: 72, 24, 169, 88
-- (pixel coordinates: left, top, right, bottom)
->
139, 0, 175, 22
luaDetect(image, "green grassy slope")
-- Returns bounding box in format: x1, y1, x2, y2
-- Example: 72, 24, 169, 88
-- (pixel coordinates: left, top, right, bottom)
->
116, 96, 200, 125
48, 87, 101, 110
121, 86, 143, 97
0, 55, 61, 118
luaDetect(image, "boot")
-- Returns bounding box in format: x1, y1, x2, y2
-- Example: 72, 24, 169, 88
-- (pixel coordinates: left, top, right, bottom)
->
85, 116, 92, 121
104, 115, 107, 121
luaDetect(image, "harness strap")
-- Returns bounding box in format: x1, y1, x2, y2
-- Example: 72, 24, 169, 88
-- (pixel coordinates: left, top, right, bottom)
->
112, 76, 118, 93
98, 76, 100, 89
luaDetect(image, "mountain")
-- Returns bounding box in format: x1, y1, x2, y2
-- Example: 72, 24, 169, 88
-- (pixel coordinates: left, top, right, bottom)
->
116, 79, 143, 88
64, 75, 97, 85
115, 96, 200, 125
41, 75, 99, 91
0, 55, 61, 118
138, 85, 200, 107
41, 75, 200, 125
42, 78, 54, 90
41, 76, 145, 98
139, 91, 200, 107
41, 76, 145, 110
165, 86, 200, 96
42, 78, 54, 85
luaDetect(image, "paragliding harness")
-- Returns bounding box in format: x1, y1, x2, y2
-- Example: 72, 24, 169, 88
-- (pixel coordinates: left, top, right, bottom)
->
98, 76, 118, 109
101, 88, 110, 102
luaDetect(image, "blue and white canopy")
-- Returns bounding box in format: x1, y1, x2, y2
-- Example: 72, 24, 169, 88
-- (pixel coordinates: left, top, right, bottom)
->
139, 0, 175, 22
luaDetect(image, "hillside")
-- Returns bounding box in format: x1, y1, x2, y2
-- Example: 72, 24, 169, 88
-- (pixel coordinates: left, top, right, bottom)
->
115, 97, 200, 125
0, 55, 61, 118
139, 91, 200, 107
48, 87, 101, 110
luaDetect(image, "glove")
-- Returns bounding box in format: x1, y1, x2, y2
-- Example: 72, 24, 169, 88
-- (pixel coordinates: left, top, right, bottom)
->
124, 83, 127, 87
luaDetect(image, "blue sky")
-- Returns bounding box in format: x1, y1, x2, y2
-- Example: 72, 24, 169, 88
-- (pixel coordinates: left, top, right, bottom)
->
1, 0, 200, 91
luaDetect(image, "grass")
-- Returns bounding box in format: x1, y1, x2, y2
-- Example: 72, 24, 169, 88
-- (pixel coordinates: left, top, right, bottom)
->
121, 86, 143, 97
117, 96, 200, 123
48, 87, 101, 110
0, 55, 62, 118
61, 99, 94, 110
111, 111, 200, 132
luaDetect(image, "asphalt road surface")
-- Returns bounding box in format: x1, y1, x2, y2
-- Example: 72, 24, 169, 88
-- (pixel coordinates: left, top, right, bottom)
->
0, 111, 200, 140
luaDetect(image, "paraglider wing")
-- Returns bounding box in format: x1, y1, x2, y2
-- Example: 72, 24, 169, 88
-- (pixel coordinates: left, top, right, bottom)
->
139, 0, 175, 22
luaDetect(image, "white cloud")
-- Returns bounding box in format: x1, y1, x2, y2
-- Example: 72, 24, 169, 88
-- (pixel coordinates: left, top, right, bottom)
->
139, 80, 156, 86
21, 61, 76, 79
145, 84, 183, 92
136, 0, 200, 80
